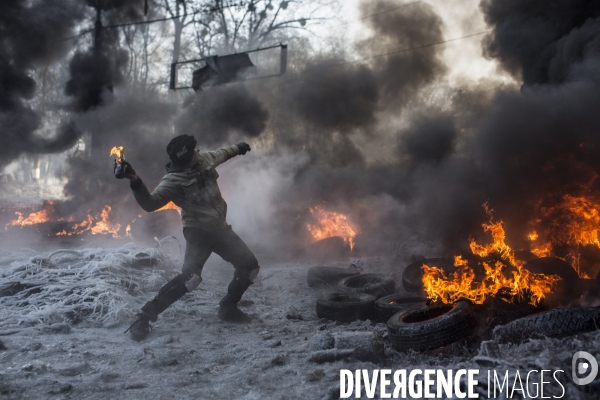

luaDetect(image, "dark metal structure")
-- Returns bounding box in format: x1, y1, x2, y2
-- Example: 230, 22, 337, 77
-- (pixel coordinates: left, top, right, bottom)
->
169, 43, 287, 91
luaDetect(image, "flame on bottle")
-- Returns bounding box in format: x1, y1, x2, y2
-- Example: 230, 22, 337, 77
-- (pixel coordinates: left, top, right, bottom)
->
110, 146, 124, 160
306, 205, 357, 250
422, 204, 561, 306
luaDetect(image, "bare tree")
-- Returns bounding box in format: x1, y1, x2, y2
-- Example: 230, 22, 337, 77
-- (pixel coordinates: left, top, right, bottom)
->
162, 0, 199, 63
199, 0, 335, 53
120, 22, 168, 91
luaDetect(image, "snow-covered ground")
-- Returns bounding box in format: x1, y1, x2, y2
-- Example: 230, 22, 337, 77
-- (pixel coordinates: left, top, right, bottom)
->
0, 245, 598, 399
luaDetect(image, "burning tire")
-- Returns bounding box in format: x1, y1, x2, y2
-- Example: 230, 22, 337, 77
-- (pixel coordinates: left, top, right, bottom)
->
402, 258, 455, 292
375, 294, 428, 323
493, 306, 600, 344
387, 300, 474, 352
523, 257, 579, 282
336, 273, 395, 299
316, 293, 376, 322
307, 266, 360, 289
482, 296, 540, 326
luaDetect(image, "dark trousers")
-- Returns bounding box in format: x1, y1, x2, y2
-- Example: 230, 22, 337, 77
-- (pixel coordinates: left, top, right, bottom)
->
181, 225, 259, 278
141, 225, 259, 320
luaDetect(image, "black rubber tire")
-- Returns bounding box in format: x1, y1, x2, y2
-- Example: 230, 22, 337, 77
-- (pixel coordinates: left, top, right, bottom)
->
387, 300, 474, 352
482, 296, 540, 326
493, 306, 600, 344
402, 258, 455, 292
523, 257, 579, 282
375, 294, 428, 323
336, 273, 395, 299
306, 266, 360, 289
316, 292, 376, 322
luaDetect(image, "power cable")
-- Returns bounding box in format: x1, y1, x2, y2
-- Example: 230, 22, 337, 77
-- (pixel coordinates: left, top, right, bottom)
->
278, 30, 491, 86
62, 2, 243, 41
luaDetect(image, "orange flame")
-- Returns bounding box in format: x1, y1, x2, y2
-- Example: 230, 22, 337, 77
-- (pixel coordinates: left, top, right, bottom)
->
55, 205, 125, 239
6, 201, 128, 239
110, 146, 124, 160
155, 201, 181, 215
5, 197, 180, 240
4, 201, 59, 229
527, 194, 600, 276
306, 205, 357, 250
422, 204, 561, 306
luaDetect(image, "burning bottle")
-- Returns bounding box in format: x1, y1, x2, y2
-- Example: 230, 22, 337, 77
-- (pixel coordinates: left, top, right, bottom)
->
111, 146, 127, 179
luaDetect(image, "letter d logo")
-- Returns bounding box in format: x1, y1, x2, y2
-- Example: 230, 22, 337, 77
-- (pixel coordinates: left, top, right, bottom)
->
572, 351, 598, 385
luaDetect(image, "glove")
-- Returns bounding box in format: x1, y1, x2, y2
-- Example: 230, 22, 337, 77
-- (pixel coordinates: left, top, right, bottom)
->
114, 160, 137, 180
236, 142, 251, 155
123, 161, 136, 178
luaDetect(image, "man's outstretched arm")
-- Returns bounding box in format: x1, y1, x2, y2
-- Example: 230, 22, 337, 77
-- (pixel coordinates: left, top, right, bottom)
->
204, 142, 251, 167
121, 162, 174, 212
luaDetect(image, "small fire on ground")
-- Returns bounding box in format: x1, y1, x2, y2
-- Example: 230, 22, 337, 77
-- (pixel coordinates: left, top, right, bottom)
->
306, 205, 357, 250
4, 200, 129, 239
4, 200, 183, 239
422, 204, 561, 306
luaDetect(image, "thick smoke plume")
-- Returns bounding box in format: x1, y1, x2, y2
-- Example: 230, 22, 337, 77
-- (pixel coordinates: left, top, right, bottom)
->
65, 50, 129, 112
361, 0, 447, 108
176, 84, 269, 148
463, 0, 600, 244
0, 0, 84, 168
481, 0, 600, 85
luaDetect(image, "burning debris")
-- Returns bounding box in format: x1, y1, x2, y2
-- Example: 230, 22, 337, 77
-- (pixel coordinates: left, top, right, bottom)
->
306, 205, 357, 251
527, 194, 600, 276
3, 200, 130, 239
422, 205, 562, 306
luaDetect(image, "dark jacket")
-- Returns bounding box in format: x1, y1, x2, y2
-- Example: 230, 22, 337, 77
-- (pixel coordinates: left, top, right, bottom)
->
130, 145, 240, 231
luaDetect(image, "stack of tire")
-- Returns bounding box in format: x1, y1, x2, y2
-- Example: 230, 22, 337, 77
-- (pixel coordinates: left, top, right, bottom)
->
386, 256, 586, 352
383, 258, 476, 352
309, 266, 396, 323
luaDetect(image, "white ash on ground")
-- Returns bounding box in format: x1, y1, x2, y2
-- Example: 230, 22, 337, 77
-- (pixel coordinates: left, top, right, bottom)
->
0, 247, 597, 399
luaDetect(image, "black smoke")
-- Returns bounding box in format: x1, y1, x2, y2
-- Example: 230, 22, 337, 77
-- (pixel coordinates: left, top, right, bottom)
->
288, 60, 378, 131
0, 0, 84, 168
257, 1, 459, 252
481, 0, 600, 85
361, 0, 447, 108
176, 84, 269, 148
401, 114, 457, 164
400, 0, 600, 253
65, 50, 129, 112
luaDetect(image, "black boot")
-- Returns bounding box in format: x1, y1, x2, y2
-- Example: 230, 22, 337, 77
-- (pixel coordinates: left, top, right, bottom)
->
218, 306, 252, 323
127, 275, 189, 340
125, 313, 151, 341
218, 271, 254, 323
141, 274, 190, 320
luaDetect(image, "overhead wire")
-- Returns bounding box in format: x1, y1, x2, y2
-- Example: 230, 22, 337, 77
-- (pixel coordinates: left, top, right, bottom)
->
61, 2, 244, 41
277, 30, 492, 86
62, 0, 422, 41
58, 0, 492, 90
